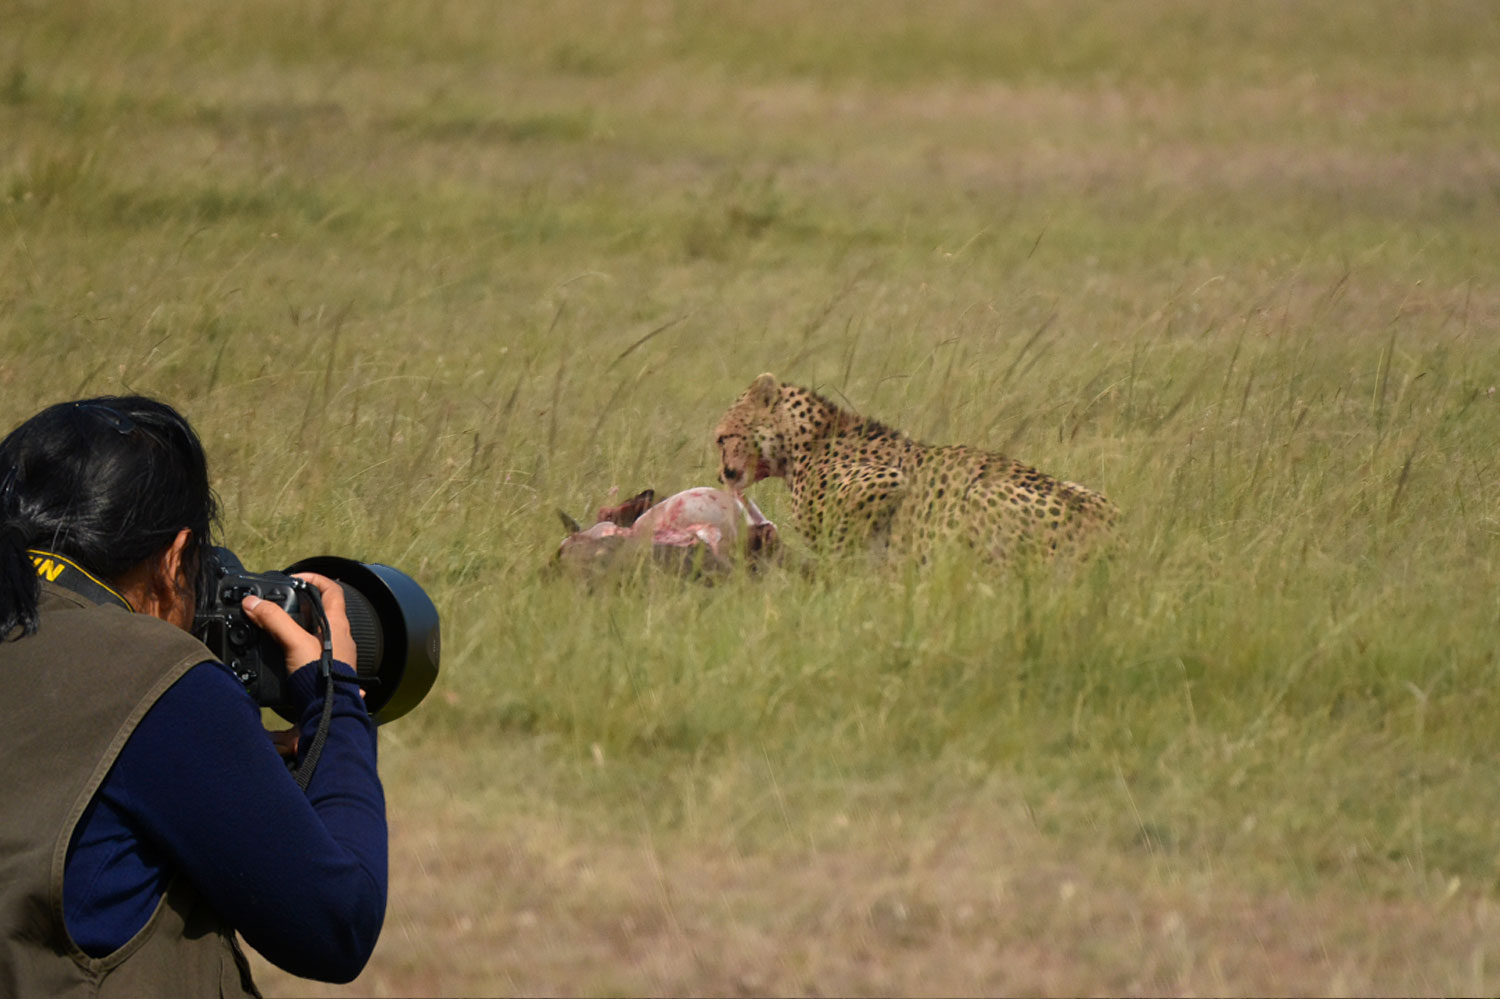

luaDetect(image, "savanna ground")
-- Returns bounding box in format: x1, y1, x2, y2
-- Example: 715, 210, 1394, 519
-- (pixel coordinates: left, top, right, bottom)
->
5, 1, 1500, 994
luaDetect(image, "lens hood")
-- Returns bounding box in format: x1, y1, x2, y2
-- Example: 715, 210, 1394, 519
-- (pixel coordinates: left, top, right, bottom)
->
285, 556, 441, 724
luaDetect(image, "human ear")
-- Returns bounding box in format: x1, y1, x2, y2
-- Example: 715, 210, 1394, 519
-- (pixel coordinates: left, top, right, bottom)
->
153, 528, 196, 630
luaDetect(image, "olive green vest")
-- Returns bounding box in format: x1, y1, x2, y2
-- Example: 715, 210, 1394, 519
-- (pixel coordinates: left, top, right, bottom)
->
0, 580, 260, 998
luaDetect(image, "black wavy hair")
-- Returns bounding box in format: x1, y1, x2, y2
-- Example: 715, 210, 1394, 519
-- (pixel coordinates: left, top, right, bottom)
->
0, 396, 220, 639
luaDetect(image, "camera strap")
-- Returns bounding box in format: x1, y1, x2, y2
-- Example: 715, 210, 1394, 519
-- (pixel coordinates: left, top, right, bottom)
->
293, 662, 336, 792
290, 579, 337, 793
27, 550, 134, 612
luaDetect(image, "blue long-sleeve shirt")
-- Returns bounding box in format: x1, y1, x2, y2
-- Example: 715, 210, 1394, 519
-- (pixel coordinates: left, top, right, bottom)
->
63, 658, 386, 983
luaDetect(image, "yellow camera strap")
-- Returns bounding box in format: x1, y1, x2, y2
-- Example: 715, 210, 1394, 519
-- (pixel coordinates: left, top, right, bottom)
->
27, 549, 134, 612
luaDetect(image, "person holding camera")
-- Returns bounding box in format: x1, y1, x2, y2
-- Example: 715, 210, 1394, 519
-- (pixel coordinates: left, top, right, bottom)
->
0, 397, 386, 997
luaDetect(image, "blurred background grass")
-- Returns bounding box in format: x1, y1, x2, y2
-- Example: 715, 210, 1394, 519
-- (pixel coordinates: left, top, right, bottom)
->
4, 1, 1500, 994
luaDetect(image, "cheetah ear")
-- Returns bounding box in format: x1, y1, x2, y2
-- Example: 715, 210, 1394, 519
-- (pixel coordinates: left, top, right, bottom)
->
748, 373, 780, 409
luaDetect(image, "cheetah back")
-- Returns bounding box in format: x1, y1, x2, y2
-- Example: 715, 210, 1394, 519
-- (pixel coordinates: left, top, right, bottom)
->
891, 444, 1118, 561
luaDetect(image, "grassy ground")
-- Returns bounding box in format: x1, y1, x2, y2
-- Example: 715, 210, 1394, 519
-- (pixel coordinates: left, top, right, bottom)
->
5, 1, 1500, 994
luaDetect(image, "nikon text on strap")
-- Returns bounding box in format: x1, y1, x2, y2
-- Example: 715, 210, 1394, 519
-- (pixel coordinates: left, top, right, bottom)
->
27, 550, 134, 612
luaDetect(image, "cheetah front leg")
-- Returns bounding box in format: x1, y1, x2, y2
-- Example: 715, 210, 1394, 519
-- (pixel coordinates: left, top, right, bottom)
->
795, 470, 904, 556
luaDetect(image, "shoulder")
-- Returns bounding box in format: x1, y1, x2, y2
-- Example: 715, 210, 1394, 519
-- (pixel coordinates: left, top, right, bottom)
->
102, 607, 221, 688
30, 583, 222, 719
117, 606, 215, 659
39, 580, 213, 662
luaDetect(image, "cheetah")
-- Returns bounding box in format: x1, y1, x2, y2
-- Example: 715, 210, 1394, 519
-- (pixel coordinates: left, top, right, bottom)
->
712, 373, 1118, 562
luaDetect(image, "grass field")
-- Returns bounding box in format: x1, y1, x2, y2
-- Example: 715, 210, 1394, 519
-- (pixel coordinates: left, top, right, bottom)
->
5, 1, 1500, 994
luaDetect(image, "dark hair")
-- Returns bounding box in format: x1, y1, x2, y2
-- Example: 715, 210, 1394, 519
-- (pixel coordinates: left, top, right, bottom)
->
0, 396, 220, 639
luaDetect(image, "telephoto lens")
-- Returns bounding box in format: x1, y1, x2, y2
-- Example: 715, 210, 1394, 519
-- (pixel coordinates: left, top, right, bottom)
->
197, 548, 440, 724
286, 556, 440, 724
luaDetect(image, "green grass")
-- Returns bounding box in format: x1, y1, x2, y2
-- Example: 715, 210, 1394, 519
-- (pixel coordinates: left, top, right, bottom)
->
5, 1, 1500, 994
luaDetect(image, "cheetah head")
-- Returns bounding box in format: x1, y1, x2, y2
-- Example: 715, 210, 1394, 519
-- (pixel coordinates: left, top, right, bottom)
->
713, 373, 785, 494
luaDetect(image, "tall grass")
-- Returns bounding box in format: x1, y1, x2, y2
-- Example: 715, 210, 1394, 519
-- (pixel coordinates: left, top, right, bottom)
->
4, 0, 1500, 993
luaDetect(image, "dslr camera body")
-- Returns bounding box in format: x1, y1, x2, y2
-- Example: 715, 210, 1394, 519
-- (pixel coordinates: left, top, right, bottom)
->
195, 548, 440, 724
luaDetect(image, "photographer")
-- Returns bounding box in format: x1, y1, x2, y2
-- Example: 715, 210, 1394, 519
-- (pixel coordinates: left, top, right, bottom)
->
0, 397, 386, 997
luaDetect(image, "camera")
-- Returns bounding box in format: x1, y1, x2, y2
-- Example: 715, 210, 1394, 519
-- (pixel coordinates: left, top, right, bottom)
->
194, 547, 440, 724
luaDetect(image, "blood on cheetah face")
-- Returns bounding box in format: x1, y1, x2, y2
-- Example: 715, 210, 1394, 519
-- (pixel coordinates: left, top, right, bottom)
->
713, 373, 784, 493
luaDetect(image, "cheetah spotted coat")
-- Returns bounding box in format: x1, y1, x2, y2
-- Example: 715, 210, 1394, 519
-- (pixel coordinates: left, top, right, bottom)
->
713, 373, 1117, 562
